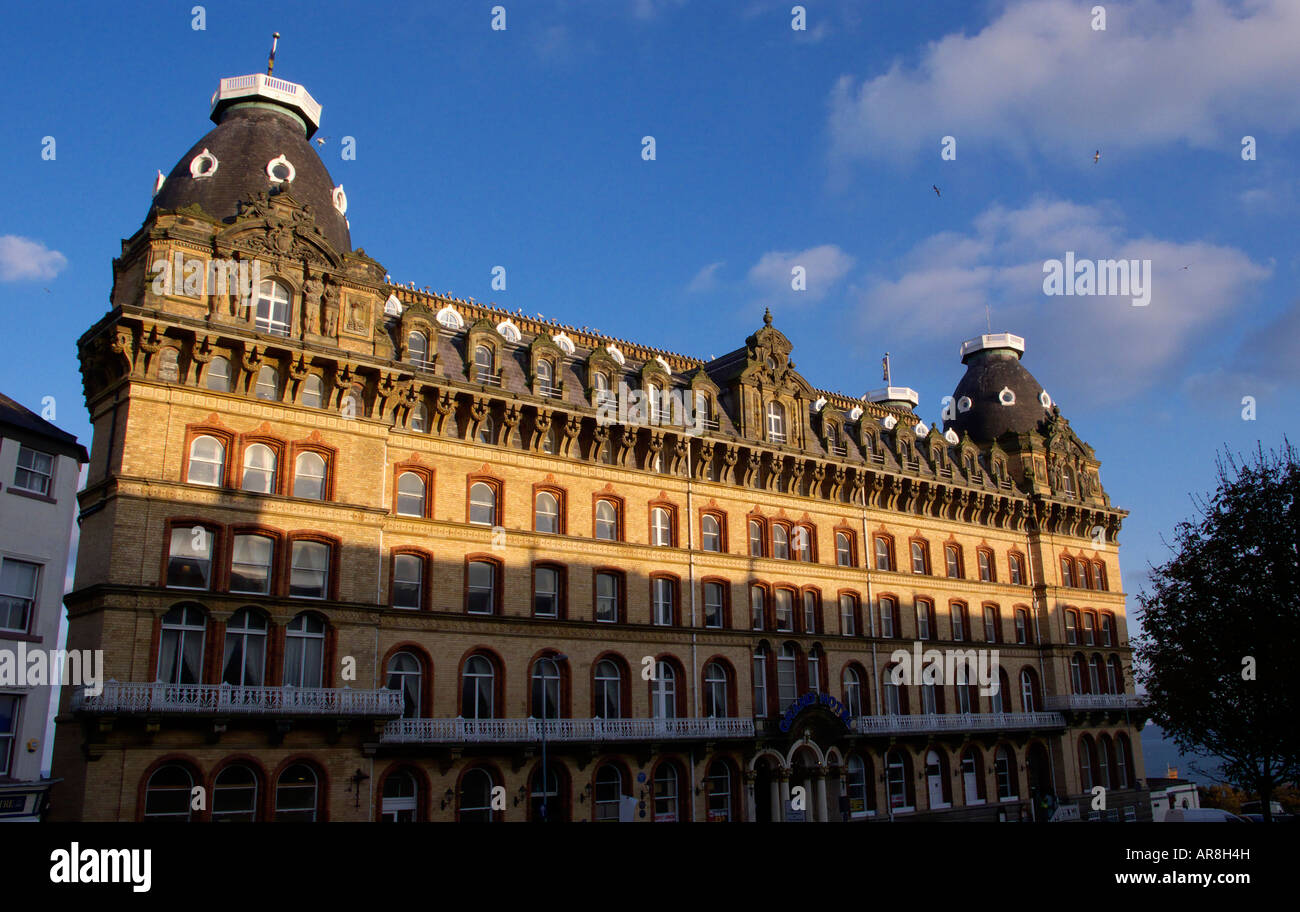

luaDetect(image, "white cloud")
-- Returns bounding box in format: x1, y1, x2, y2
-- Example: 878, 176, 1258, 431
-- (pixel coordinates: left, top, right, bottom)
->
687, 261, 726, 292
0, 235, 67, 281
748, 244, 854, 303
856, 198, 1272, 404
828, 0, 1300, 165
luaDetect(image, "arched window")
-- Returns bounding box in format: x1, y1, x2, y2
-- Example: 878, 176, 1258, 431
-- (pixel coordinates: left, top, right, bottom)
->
594, 765, 624, 822
531, 657, 563, 720
206, 356, 231, 392
300, 374, 323, 408
387, 652, 423, 718
595, 571, 619, 623
984, 605, 1000, 643
911, 541, 928, 574
916, 600, 933, 640
703, 662, 729, 718
774, 589, 794, 632
843, 667, 863, 716
886, 750, 913, 811
255, 280, 292, 336
706, 760, 733, 822
381, 769, 419, 822
407, 331, 429, 368
293, 451, 326, 500
874, 536, 893, 571
1015, 608, 1029, 644
652, 661, 677, 718
462, 655, 496, 718
1107, 655, 1123, 693
535, 491, 560, 533
703, 581, 725, 628
213, 764, 259, 821
459, 768, 495, 822
1089, 654, 1105, 694
977, 549, 994, 582
1115, 735, 1132, 788
342, 389, 362, 419
393, 553, 424, 610
241, 443, 277, 494
793, 525, 812, 562
772, 525, 789, 560
765, 401, 786, 443
1070, 654, 1086, 693
594, 500, 618, 540
144, 764, 194, 821
701, 514, 721, 552
802, 590, 819, 634
254, 365, 279, 401
1020, 668, 1038, 712
882, 668, 902, 715
529, 761, 565, 822
474, 344, 494, 383
1078, 738, 1098, 792
1060, 557, 1075, 588
469, 482, 496, 526
808, 645, 822, 693
187, 435, 226, 486
878, 597, 898, 638
651, 507, 672, 546
951, 602, 967, 641
748, 520, 764, 557
284, 613, 326, 687
752, 646, 768, 717
652, 762, 681, 822
1008, 553, 1024, 585
396, 472, 426, 517
961, 748, 986, 804
839, 593, 858, 636
221, 608, 266, 686
158, 605, 206, 684
592, 371, 613, 407
275, 764, 319, 821
750, 586, 767, 631
1064, 609, 1079, 645
652, 577, 675, 626
1083, 612, 1096, 646
836, 532, 852, 567
593, 660, 622, 719
1098, 737, 1113, 789
1100, 613, 1114, 647
536, 359, 554, 394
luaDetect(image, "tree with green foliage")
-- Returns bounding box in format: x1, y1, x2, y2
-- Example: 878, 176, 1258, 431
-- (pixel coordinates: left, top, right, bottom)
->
1135, 440, 1300, 822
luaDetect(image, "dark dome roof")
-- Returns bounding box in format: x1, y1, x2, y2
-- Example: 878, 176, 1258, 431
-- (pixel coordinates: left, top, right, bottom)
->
943, 340, 1052, 443
149, 105, 350, 252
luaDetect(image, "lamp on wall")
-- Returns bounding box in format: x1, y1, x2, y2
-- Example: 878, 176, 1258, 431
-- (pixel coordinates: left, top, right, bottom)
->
514, 784, 528, 807
578, 783, 592, 804
441, 788, 455, 810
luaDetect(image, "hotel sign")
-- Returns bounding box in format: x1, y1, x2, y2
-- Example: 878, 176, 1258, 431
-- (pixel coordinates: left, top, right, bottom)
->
778, 691, 852, 733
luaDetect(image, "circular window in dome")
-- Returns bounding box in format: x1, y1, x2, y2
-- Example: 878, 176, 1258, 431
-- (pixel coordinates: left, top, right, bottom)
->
266, 154, 296, 184
881, 414, 898, 430
189, 148, 219, 179
957, 396, 972, 413
998, 386, 1016, 406
1039, 390, 1052, 409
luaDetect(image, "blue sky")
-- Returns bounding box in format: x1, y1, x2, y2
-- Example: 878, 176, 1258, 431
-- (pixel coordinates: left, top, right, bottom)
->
1, 0, 1296, 636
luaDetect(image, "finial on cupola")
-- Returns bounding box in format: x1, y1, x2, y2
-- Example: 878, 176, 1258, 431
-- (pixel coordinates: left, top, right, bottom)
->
763, 307, 772, 327
267, 32, 280, 76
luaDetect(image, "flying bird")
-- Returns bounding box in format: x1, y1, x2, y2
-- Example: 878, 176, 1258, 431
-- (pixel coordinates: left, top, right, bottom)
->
1093, 150, 1100, 164
314, 136, 332, 147
932, 185, 941, 198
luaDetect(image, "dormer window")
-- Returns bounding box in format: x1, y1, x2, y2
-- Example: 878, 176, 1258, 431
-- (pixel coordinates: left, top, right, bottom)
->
537, 359, 554, 396
765, 401, 786, 444
407, 331, 430, 369
474, 345, 495, 384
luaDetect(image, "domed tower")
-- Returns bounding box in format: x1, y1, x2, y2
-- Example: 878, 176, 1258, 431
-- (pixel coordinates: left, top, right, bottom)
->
943, 333, 1054, 445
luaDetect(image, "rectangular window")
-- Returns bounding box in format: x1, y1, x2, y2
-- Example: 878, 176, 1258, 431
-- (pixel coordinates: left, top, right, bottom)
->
916, 602, 931, 640
0, 695, 17, 777
393, 554, 423, 610
750, 587, 765, 631
803, 592, 817, 634
1009, 555, 1024, 585
0, 558, 41, 633
534, 567, 559, 618
911, 542, 927, 574
167, 527, 213, 589
748, 523, 763, 557
978, 551, 992, 582
289, 541, 329, 599
984, 606, 997, 642
653, 578, 674, 626
1015, 610, 1028, 645
840, 595, 856, 636
774, 590, 793, 632
468, 561, 495, 614
230, 535, 273, 594
1083, 613, 1096, 646
952, 606, 965, 642
13, 446, 54, 496
703, 582, 724, 628
595, 572, 618, 623
1065, 612, 1078, 645
753, 655, 767, 717
878, 599, 895, 638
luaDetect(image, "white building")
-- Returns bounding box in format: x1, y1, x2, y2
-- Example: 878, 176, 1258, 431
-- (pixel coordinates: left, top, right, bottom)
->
0, 393, 87, 821
1148, 767, 1201, 822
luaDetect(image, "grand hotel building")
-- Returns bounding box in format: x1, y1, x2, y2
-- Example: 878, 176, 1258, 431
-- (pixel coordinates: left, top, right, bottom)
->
51, 66, 1147, 823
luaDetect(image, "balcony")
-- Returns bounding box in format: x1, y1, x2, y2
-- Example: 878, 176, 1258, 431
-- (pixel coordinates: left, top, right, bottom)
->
475, 370, 503, 388
380, 716, 755, 744
1046, 694, 1145, 712
851, 711, 1066, 736
72, 681, 404, 718
828, 444, 848, 457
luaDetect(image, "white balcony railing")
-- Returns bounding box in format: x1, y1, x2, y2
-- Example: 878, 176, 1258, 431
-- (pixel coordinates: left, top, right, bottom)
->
381, 716, 755, 744
1045, 694, 1145, 712
210, 74, 323, 128
72, 680, 404, 717
476, 370, 503, 387
852, 712, 1066, 736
